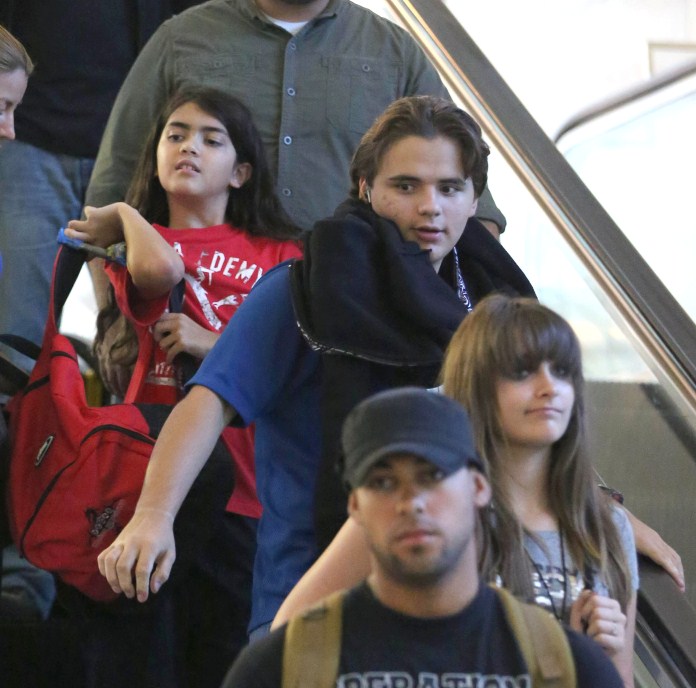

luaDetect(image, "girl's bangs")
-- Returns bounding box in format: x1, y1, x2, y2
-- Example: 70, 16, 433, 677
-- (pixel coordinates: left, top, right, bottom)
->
493, 305, 581, 378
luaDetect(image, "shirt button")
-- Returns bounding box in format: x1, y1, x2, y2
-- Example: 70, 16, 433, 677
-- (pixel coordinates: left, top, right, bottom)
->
362, 64, 371, 72
289, 42, 297, 51
283, 136, 292, 145
282, 188, 292, 197
287, 87, 296, 97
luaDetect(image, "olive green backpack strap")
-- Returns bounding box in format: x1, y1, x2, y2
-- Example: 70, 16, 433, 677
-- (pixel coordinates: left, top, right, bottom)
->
492, 585, 577, 688
282, 589, 346, 688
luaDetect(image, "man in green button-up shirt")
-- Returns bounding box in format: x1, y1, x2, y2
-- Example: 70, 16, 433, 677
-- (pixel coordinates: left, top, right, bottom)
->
85, 0, 506, 238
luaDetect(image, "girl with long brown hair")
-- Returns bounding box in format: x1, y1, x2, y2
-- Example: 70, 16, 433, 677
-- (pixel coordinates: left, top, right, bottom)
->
441, 294, 637, 685
64, 85, 302, 686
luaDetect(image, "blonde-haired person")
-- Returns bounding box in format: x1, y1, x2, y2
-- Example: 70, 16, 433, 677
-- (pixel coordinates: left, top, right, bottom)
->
0, 5, 204, 350
0, 24, 32, 140
0, 23, 56, 624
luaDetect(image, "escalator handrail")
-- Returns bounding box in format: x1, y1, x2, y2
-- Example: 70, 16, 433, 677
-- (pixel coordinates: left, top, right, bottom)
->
554, 58, 696, 143
637, 556, 696, 686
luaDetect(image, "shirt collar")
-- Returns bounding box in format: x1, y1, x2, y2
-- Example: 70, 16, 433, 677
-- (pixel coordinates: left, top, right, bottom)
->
243, 0, 341, 26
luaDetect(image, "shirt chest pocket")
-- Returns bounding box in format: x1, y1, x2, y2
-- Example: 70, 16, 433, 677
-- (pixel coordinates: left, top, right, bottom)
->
324, 57, 399, 134
175, 53, 257, 102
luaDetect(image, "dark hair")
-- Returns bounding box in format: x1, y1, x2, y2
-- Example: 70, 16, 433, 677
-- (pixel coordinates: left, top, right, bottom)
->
0, 24, 33, 76
349, 96, 489, 199
95, 87, 302, 378
127, 86, 301, 240
441, 294, 632, 612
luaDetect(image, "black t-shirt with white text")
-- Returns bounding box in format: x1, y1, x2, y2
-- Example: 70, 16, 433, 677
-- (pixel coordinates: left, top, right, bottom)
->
224, 582, 623, 688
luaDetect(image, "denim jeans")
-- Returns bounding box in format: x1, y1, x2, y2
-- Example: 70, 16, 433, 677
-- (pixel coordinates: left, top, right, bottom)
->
0, 139, 95, 345
1, 544, 56, 620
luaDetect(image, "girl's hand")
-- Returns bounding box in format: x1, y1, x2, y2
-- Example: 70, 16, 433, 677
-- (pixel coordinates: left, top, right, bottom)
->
66, 204, 126, 248
570, 590, 626, 656
153, 313, 220, 362
624, 508, 685, 591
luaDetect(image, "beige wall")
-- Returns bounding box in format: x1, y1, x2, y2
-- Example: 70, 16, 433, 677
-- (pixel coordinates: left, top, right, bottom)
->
444, 0, 696, 136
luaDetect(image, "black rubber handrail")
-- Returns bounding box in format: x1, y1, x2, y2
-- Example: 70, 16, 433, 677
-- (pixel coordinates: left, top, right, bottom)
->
637, 557, 696, 687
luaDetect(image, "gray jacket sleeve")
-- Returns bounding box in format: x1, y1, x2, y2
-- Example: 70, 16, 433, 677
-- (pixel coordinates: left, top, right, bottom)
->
84, 22, 175, 208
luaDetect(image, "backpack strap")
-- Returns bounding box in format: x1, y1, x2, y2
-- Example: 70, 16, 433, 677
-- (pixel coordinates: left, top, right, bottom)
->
493, 585, 577, 688
281, 584, 576, 687
282, 589, 346, 688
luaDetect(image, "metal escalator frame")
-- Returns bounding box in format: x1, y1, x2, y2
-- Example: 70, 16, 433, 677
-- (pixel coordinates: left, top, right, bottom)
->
384, 0, 696, 426
636, 558, 696, 687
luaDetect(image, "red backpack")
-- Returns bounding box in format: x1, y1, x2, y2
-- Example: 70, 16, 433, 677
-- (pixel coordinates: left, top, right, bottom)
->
4, 246, 232, 602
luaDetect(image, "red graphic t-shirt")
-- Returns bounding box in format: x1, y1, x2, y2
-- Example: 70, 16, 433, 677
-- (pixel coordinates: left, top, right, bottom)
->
108, 223, 302, 518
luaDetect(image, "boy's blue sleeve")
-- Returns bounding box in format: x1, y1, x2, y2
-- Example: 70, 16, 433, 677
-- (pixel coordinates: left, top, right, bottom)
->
189, 264, 307, 424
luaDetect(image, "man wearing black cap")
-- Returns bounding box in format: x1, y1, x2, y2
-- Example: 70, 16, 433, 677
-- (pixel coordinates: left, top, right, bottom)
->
223, 388, 623, 688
